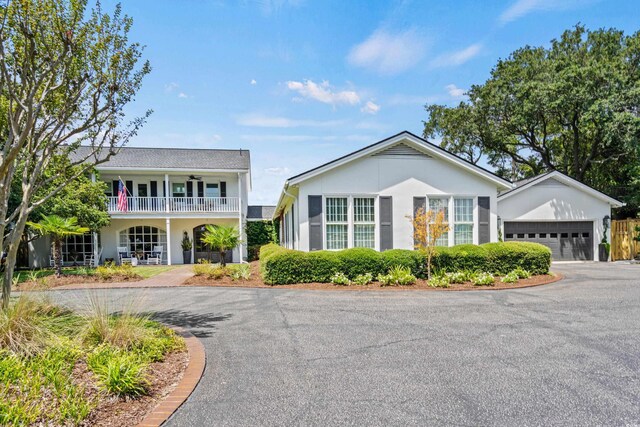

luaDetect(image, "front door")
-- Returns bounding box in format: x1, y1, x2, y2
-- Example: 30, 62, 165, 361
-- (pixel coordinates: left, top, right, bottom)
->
193, 224, 233, 263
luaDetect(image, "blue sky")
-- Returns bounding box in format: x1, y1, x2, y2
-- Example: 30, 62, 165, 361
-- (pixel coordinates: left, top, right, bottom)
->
106, 0, 639, 205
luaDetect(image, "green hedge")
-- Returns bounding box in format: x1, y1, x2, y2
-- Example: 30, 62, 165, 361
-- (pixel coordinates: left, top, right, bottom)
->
260, 242, 551, 285
246, 219, 280, 261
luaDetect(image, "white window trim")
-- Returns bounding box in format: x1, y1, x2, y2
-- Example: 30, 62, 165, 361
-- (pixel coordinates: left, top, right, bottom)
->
426, 196, 450, 247
353, 196, 376, 249
426, 195, 478, 246
322, 194, 379, 251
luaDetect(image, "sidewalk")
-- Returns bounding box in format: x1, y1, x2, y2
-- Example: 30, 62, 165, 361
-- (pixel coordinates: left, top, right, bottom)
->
55, 265, 194, 290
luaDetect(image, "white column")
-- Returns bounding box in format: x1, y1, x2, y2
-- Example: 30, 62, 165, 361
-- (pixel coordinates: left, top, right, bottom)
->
166, 218, 172, 265
164, 174, 170, 213
237, 172, 244, 263
90, 172, 100, 266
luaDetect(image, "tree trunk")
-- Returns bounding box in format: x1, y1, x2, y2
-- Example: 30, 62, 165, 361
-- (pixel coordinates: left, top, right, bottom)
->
54, 238, 63, 277
220, 250, 226, 267
1, 237, 21, 310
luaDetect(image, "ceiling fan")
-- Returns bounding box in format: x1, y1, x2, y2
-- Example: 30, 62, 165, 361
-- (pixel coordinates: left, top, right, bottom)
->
188, 175, 202, 181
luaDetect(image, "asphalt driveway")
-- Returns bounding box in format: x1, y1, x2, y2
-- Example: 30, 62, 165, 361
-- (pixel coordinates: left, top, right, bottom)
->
50, 262, 640, 426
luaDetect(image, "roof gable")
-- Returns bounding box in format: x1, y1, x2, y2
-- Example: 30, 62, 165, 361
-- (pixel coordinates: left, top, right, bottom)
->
286, 131, 511, 188
498, 171, 624, 207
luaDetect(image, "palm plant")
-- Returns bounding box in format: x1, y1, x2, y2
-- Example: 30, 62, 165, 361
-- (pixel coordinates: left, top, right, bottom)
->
27, 215, 89, 277
200, 225, 240, 267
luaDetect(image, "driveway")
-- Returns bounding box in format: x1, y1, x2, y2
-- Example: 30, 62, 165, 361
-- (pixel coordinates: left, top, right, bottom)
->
50, 263, 640, 426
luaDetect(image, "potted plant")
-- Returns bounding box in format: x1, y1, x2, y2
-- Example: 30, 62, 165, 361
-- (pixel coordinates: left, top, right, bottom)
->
634, 225, 640, 261
181, 231, 192, 264
598, 215, 611, 262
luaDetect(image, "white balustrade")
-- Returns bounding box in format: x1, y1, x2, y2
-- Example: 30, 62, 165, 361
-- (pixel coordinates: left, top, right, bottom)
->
107, 196, 239, 213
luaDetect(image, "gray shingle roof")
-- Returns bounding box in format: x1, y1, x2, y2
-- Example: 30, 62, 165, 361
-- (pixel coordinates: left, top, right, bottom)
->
69, 145, 250, 170
247, 205, 276, 220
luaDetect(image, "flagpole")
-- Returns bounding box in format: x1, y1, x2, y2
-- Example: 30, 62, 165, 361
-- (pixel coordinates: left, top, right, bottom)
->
118, 176, 134, 197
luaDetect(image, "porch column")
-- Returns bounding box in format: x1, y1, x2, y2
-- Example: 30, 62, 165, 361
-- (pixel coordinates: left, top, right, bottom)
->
166, 218, 172, 265
164, 173, 170, 213
237, 172, 244, 263
91, 172, 99, 267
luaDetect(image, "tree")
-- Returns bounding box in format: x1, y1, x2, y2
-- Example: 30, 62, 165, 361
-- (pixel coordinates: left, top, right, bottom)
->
411, 208, 450, 280
27, 215, 89, 277
424, 25, 640, 215
201, 225, 241, 267
0, 0, 150, 309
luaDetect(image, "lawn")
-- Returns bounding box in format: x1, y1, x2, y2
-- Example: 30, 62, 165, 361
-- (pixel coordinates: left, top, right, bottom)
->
0, 296, 186, 426
13, 265, 180, 284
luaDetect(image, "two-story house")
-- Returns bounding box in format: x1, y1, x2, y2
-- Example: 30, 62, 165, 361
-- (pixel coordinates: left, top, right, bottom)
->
29, 146, 251, 267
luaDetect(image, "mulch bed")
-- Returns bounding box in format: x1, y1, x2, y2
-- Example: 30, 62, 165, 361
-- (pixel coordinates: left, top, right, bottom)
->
13, 274, 142, 291
78, 350, 189, 427
183, 261, 561, 291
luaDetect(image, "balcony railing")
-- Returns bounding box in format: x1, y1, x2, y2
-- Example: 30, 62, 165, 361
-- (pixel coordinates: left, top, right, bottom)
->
107, 196, 239, 213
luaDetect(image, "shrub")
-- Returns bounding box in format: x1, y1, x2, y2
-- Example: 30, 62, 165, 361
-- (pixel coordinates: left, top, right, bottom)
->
377, 266, 416, 286
87, 346, 149, 396
228, 264, 251, 281
352, 273, 373, 286
512, 267, 531, 279
192, 263, 229, 279
260, 242, 550, 285
446, 271, 471, 284
0, 297, 57, 357
502, 271, 519, 283
429, 275, 450, 288
471, 272, 495, 286
94, 264, 140, 281
330, 272, 351, 286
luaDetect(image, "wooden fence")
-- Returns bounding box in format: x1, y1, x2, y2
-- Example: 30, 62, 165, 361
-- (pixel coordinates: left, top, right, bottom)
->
611, 219, 640, 261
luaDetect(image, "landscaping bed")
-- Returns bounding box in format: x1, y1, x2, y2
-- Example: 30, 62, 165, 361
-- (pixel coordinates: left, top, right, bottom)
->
183, 261, 559, 291
0, 296, 187, 426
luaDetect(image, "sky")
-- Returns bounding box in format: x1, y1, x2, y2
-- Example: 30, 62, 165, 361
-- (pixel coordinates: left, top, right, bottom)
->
104, 0, 639, 205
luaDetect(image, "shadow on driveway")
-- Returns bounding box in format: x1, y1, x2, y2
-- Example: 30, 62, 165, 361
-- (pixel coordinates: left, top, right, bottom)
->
146, 310, 233, 338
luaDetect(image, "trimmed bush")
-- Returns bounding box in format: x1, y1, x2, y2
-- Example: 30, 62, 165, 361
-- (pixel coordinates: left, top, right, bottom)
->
259, 242, 550, 285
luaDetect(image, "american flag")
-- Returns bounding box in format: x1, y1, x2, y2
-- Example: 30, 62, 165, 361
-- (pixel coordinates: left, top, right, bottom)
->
117, 179, 128, 212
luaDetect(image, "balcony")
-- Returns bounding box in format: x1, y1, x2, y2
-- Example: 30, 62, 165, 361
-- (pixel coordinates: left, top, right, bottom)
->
107, 196, 239, 214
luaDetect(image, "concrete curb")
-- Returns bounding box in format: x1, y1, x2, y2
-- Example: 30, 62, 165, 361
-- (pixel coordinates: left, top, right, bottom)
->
137, 327, 206, 427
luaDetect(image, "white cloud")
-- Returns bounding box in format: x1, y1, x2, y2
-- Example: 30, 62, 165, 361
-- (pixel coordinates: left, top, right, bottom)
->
499, 0, 594, 24
431, 43, 482, 68
445, 84, 465, 98
348, 28, 427, 75
264, 167, 291, 176
164, 82, 179, 93
250, 79, 257, 85
178, 92, 188, 99
361, 100, 380, 115
285, 80, 360, 106
236, 113, 346, 128
387, 94, 440, 106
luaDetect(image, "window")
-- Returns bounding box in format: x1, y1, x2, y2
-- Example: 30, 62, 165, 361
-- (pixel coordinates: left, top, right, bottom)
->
205, 183, 219, 198
454, 198, 473, 245
62, 233, 94, 264
172, 183, 185, 198
119, 226, 167, 262
429, 197, 449, 246
325, 197, 348, 250
353, 198, 375, 248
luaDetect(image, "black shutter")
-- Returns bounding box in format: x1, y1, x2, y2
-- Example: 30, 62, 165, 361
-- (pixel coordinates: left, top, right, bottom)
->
220, 181, 227, 197
186, 181, 193, 198
197, 181, 204, 197
478, 196, 490, 244
125, 180, 133, 195
112, 180, 119, 196
413, 197, 426, 248
380, 196, 393, 251
150, 181, 158, 197
308, 196, 323, 251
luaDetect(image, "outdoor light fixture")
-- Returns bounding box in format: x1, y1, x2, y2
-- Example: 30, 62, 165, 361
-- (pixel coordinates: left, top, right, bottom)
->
603, 215, 610, 229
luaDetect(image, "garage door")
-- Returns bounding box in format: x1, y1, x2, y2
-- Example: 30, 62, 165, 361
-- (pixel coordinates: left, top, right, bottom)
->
504, 221, 593, 261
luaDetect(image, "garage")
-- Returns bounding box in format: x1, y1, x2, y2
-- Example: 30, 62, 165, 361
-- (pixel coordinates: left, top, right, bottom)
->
504, 221, 593, 261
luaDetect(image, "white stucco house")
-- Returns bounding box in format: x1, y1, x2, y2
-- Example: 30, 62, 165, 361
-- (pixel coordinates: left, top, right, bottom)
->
29, 146, 253, 267
274, 131, 624, 261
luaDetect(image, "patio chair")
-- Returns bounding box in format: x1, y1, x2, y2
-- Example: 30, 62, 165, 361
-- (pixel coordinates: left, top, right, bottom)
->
117, 246, 134, 265
146, 246, 163, 265
84, 247, 103, 267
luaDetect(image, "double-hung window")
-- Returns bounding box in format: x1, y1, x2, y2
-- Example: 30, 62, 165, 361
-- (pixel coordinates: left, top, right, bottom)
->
325, 197, 348, 250
454, 198, 474, 244
353, 197, 375, 248
172, 183, 185, 198
428, 197, 449, 247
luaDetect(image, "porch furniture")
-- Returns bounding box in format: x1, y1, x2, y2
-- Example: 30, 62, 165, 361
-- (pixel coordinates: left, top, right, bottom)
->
117, 246, 134, 265
84, 247, 103, 267
146, 246, 164, 265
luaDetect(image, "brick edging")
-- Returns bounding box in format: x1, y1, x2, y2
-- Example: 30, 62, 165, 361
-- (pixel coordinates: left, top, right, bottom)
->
137, 327, 206, 427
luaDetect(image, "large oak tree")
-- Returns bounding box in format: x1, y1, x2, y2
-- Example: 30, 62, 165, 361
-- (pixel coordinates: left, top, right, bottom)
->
424, 25, 640, 215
